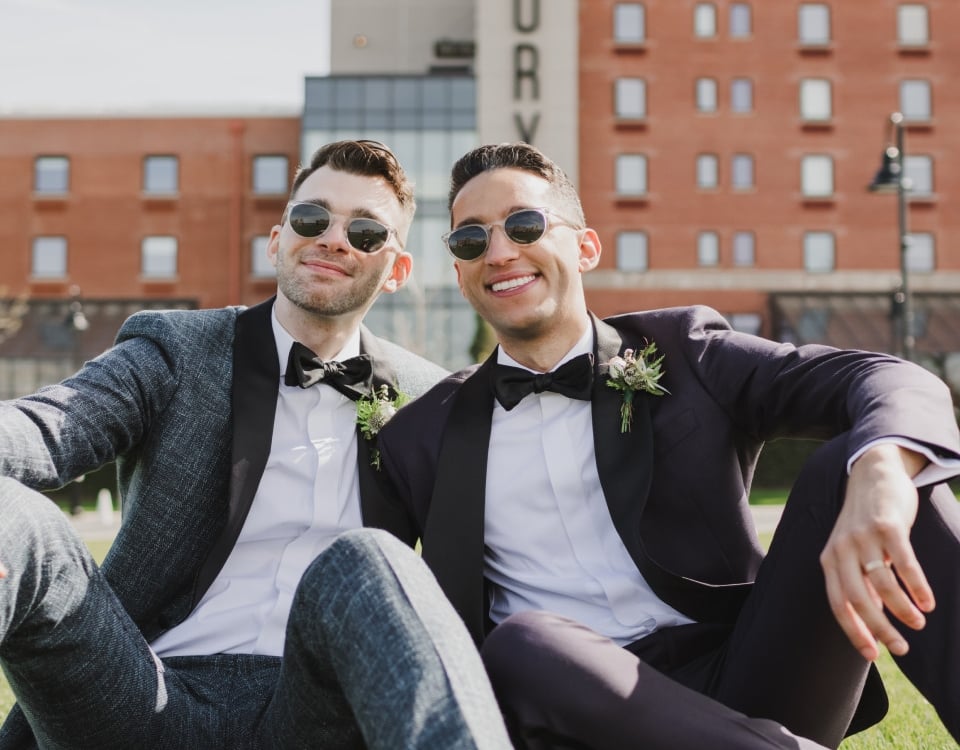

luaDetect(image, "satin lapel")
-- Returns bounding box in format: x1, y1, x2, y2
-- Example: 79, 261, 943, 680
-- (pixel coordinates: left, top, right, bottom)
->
592, 317, 654, 565
421, 355, 497, 646
355, 328, 400, 526
193, 297, 279, 605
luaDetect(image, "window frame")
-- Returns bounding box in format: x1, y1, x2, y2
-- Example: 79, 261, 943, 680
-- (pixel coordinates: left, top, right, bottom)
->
801, 155, 834, 198
616, 231, 649, 271
615, 154, 648, 197
731, 154, 754, 190
696, 154, 719, 189
31, 236, 68, 278
730, 78, 753, 114
798, 3, 831, 45
614, 77, 647, 120
694, 3, 717, 38
34, 155, 70, 195
899, 79, 932, 121
141, 235, 179, 278
252, 155, 290, 195
799, 78, 832, 122
695, 77, 718, 113
142, 155, 180, 195
897, 4, 929, 46
697, 231, 720, 267
614, 3, 646, 44
803, 231, 835, 272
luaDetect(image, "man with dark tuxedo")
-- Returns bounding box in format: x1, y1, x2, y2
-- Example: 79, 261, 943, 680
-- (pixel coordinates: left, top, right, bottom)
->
0, 140, 511, 749
376, 142, 960, 749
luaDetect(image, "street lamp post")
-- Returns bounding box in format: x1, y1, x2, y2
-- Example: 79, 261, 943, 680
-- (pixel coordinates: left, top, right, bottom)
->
868, 112, 914, 361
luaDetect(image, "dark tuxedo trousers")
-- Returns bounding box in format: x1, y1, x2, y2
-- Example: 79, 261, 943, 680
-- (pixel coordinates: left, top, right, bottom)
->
377, 307, 960, 749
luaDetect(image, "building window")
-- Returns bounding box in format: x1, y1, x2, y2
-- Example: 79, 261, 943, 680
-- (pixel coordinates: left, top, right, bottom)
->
731, 154, 754, 189
897, 4, 929, 45
614, 3, 645, 43
801, 155, 833, 197
694, 3, 717, 37
616, 231, 648, 271
732, 231, 755, 266
729, 313, 761, 335
729, 3, 752, 37
252, 155, 289, 195
695, 78, 718, 113
798, 4, 830, 44
803, 231, 835, 272
616, 154, 647, 196
696, 154, 719, 189
730, 78, 753, 113
615, 78, 646, 120
141, 236, 178, 278
800, 78, 832, 121
34, 156, 69, 194
906, 232, 935, 272
251, 236, 275, 277
31, 236, 67, 278
697, 231, 720, 266
900, 79, 931, 121
904, 155, 933, 197
143, 156, 179, 195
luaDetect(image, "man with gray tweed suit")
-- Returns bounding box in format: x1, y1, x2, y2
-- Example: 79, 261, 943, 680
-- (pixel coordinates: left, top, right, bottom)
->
0, 140, 510, 749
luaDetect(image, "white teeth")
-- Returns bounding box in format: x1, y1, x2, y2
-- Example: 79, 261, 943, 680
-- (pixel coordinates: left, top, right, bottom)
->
491, 275, 536, 292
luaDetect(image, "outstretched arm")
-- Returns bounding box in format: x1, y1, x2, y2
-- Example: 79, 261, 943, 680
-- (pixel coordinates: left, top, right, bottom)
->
820, 443, 932, 661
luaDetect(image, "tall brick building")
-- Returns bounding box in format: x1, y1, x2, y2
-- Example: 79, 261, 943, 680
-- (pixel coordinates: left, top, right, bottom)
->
2, 0, 959, 395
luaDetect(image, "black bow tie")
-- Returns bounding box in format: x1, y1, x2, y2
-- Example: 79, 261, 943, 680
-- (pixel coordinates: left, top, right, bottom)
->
492, 353, 594, 411
284, 341, 373, 402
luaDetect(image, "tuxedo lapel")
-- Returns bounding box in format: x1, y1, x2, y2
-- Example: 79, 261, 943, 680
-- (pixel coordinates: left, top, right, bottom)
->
422, 355, 497, 646
592, 317, 655, 567
193, 297, 279, 605
356, 328, 402, 527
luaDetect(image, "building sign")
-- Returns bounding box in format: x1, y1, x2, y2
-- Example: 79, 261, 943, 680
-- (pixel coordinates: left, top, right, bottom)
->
476, 0, 579, 184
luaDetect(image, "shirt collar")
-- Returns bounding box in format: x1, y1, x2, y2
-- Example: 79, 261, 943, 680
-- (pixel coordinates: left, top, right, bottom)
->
271, 303, 362, 379
496, 324, 593, 373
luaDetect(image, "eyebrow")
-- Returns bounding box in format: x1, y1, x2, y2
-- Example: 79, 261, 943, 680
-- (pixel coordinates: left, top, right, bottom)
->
296, 197, 387, 225
453, 205, 532, 230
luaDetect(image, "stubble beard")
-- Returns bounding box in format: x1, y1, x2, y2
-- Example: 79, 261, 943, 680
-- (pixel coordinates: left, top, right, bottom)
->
276, 254, 386, 318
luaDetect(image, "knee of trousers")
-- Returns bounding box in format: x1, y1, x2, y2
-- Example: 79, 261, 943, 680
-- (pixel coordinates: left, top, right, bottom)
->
0, 477, 78, 548
291, 528, 415, 618
480, 611, 568, 698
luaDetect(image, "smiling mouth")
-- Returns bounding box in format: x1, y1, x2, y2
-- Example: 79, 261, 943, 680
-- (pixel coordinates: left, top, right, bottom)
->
490, 274, 537, 293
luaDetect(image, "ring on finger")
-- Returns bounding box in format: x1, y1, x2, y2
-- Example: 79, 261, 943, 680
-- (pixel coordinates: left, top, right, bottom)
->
863, 559, 892, 574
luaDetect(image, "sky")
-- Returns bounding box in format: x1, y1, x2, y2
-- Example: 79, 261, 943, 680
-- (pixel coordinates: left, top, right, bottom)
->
0, 0, 331, 115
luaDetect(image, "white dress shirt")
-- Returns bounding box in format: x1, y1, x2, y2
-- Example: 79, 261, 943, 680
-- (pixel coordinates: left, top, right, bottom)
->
484, 328, 694, 646
151, 307, 363, 657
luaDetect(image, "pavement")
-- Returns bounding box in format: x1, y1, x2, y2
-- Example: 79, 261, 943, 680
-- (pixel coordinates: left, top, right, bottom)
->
67, 504, 787, 543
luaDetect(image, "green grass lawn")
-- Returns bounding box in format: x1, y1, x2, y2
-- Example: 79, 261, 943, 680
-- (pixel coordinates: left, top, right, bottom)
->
1, 520, 956, 747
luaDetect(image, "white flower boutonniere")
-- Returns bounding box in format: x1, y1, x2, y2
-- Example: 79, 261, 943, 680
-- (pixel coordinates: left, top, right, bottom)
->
603, 342, 669, 433
356, 384, 410, 468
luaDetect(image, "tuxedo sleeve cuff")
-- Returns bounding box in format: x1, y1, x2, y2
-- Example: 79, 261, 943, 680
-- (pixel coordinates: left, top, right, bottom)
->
848, 437, 960, 486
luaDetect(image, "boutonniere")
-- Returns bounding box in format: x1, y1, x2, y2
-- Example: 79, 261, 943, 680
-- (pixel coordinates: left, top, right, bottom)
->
602, 342, 669, 433
356, 384, 410, 468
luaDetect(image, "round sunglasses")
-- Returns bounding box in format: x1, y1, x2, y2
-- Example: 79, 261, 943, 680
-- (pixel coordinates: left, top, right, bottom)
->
442, 208, 581, 261
286, 202, 400, 253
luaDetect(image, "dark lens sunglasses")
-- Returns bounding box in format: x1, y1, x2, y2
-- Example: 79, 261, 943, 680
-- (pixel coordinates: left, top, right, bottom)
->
287, 202, 399, 253
442, 208, 581, 261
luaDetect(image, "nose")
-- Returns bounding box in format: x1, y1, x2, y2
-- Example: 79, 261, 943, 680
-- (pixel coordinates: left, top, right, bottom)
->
316, 218, 351, 252
484, 225, 520, 266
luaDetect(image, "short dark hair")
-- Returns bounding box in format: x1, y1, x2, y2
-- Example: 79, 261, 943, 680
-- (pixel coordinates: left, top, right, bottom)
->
447, 142, 585, 226
289, 140, 416, 219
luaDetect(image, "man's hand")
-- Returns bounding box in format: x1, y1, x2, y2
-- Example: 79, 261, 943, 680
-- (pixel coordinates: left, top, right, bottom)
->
820, 444, 933, 662
0, 562, 6, 579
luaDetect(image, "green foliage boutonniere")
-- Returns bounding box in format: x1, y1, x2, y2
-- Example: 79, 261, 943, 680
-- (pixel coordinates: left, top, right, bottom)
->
603, 342, 669, 433
356, 384, 410, 469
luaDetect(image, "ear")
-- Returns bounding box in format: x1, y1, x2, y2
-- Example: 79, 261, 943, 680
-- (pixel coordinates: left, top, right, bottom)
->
266, 224, 282, 268
577, 228, 602, 273
383, 251, 412, 294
